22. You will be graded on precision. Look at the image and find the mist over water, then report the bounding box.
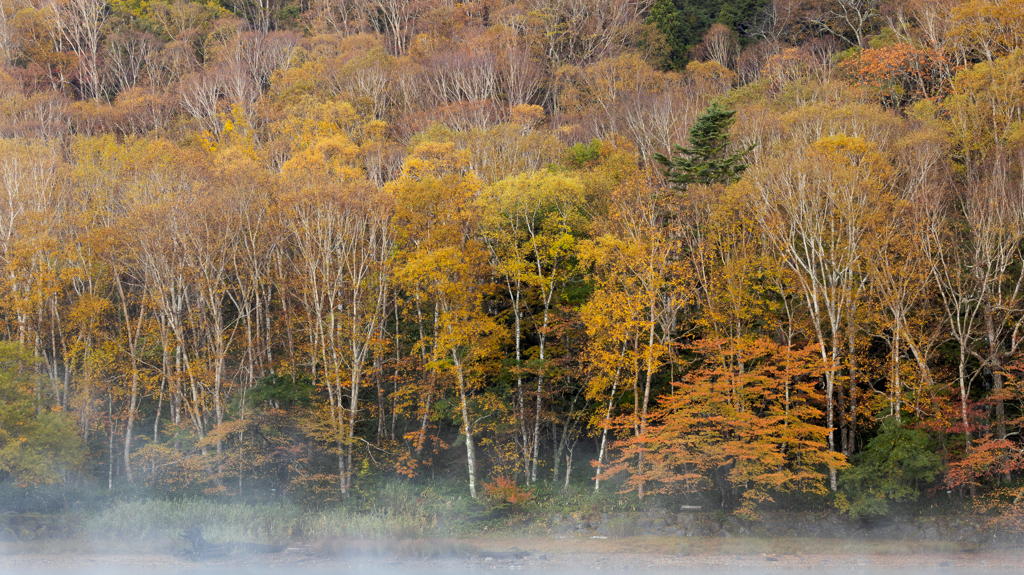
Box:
[0,561,999,575]
[0,547,996,575]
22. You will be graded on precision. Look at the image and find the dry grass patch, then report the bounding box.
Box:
[309,537,479,558]
[457,535,962,557]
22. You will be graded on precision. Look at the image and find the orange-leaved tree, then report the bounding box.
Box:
[613,337,846,517]
[837,43,956,109]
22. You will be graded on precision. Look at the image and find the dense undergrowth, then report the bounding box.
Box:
[0,475,976,549]
[37,480,625,542]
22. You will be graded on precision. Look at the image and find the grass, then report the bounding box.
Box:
[0,481,983,558]
[81,498,443,544]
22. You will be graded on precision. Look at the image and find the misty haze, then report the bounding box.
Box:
[3,0,1024,570]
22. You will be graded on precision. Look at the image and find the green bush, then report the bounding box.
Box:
[839,418,942,518]
[0,342,86,488]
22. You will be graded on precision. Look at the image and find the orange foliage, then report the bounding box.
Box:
[946,435,1024,490]
[482,475,535,508]
[606,338,847,517]
[837,43,957,108]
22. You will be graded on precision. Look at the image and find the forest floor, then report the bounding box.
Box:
[0,536,1020,573]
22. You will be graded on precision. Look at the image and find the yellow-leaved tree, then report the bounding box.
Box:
[391,141,504,498]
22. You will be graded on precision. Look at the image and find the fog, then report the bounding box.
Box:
[0,562,1001,575]
[0,552,999,572]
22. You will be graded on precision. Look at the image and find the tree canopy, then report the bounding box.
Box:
[2,0,1024,525]
[653,102,755,189]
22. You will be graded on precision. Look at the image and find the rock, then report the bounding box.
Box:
[715,529,731,538]
[897,523,919,539]
[724,516,744,529]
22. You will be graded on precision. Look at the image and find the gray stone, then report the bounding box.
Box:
[688,526,710,537]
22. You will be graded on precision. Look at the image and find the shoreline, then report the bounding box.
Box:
[1,536,1021,573]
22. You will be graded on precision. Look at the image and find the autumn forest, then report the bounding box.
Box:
[1,0,1024,521]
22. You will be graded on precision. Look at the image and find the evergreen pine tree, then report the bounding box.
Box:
[653,101,754,189]
[646,0,688,70]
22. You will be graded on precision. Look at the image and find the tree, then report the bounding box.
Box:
[646,0,688,70]
[750,134,894,489]
[51,0,108,100]
[807,0,881,48]
[613,338,845,516]
[281,181,392,497]
[583,168,689,499]
[840,418,942,517]
[0,341,86,486]
[391,141,503,498]
[480,170,587,483]
[653,101,754,190]
[836,43,956,109]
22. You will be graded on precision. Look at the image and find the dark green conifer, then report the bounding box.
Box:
[653,101,754,189]
[646,0,688,70]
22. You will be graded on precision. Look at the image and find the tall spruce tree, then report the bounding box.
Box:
[654,101,754,189]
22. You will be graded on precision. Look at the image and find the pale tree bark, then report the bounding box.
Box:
[283,184,392,495]
[0,6,14,66]
[752,145,885,490]
[103,31,160,94]
[961,160,1024,441]
[50,0,107,100]
[113,271,146,484]
[373,0,419,55]
[924,157,1024,447]
[452,348,478,498]
[807,0,880,48]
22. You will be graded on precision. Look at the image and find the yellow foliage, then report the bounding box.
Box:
[685,60,737,92]
[811,134,895,186]
[402,141,471,180]
[949,0,1024,61]
[281,134,365,185]
[944,51,1024,157]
